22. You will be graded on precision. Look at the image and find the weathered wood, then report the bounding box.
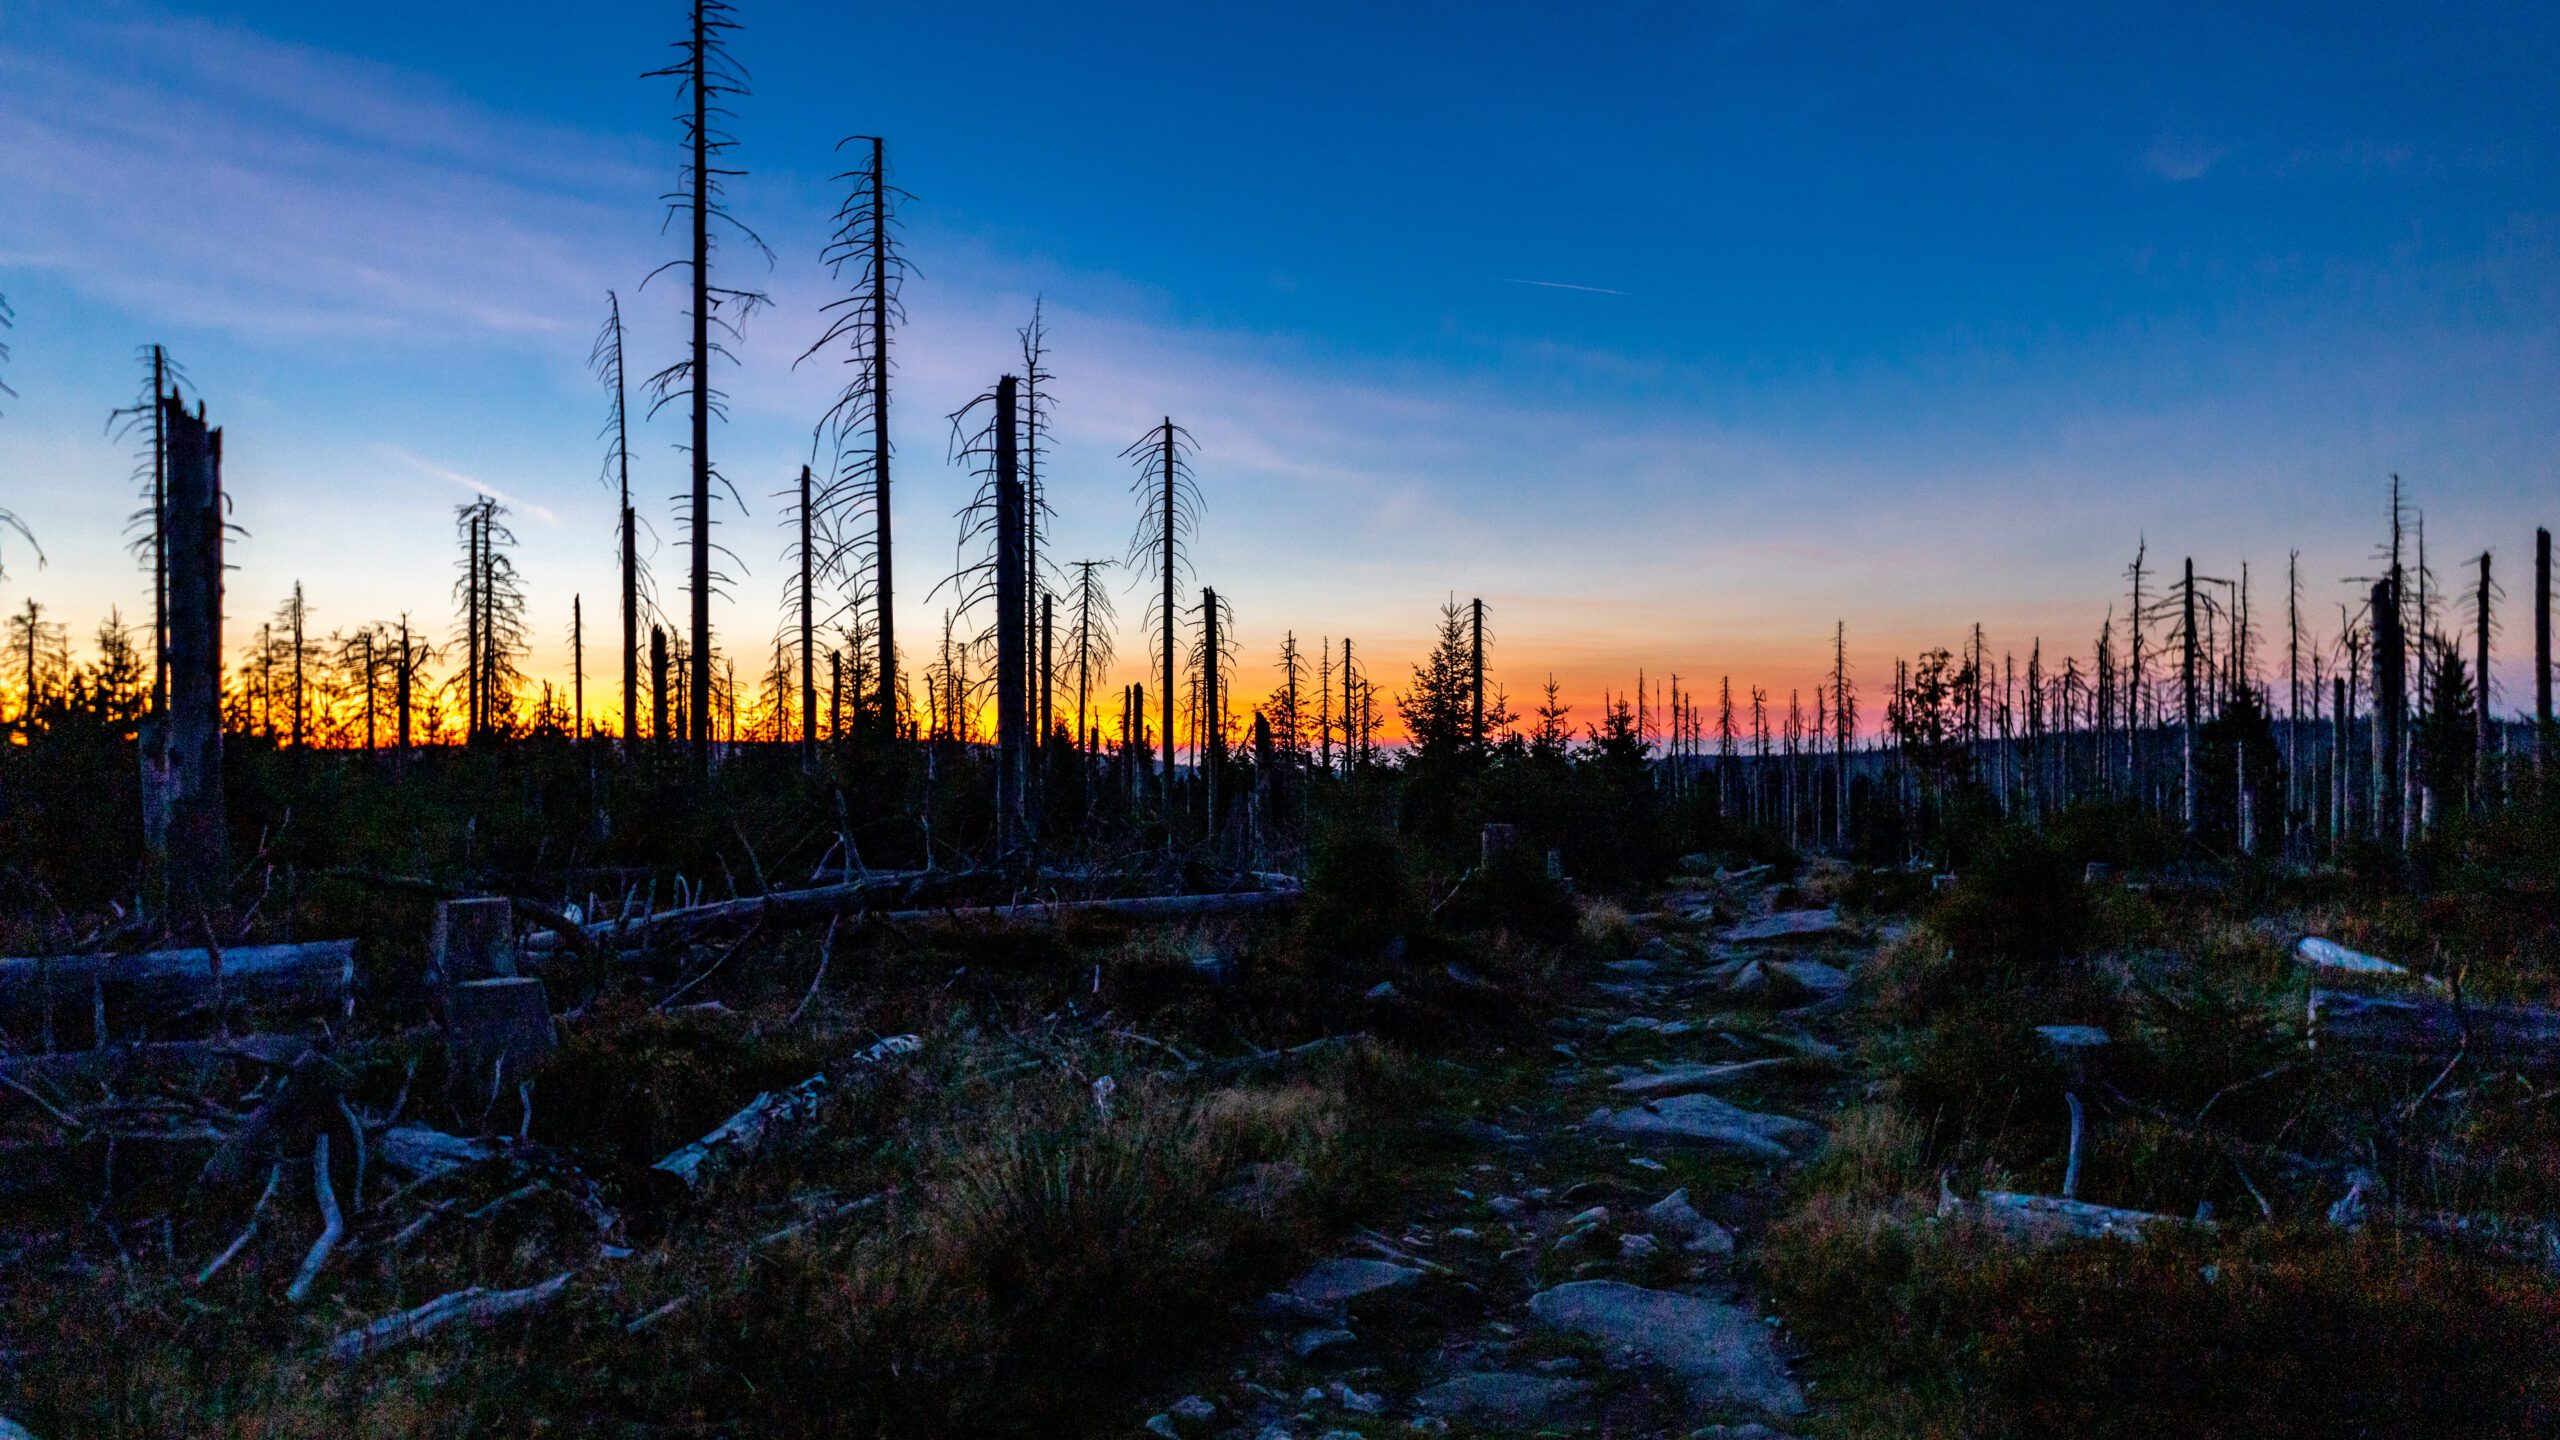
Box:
[0,1031,315,1083]
[0,941,352,1039]
[1942,1187,2197,1246]
[326,1270,575,1363]
[521,873,929,952]
[2308,988,2560,1067]
[286,1133,344,1302]
[154,395,225,907]
[873,888,1299,929]
[447,977,554,1094]
[197,1049,350,1190]
[651,1034,919,1192]
[432,898,518,985]
[378,1124,501,1180]
[2294,937,2409,978]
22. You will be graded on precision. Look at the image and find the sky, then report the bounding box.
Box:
[0,0,2554,734]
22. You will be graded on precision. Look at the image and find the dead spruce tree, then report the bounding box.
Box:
[590,293,649,748]
[0,291,36,590]
[943,376,1034,844]
[451,497,527,742]
[108,344,192,712]
[1066,558,1117,755]
[804,134,910,730]
[644,0,769,769]
[1124,418,1202,801]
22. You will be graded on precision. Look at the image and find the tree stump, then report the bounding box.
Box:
[447,977,554,1096]
[432,898,518,987]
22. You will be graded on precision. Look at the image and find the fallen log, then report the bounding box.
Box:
[1941,1187,2198,1246]
[326,1270,576,1363]
[652,1034,921,1192]
[2295,937,2410,979]
[378,1124,502,1180]
[0,1031,317,1083]
[2307,989,2560,1067]
[870,888,1299,929]
[0,941,352,1040]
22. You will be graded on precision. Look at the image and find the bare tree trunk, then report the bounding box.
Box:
[2332,674,2349,855]
[573,595,584,739]
[1159,421,1178,801]
[685,0,713,773]
[1203,587,1222,840]
[869,139,896,731]
[1469,596,1486,751]
[160,396,225,910]
[150,345,169,716]
[2180,557,2199,836]
[995,376,1026,848]
[652,626,670,760]
[2476,551,2492,810]
[2540,526,2552,776]
[798,463,816,767]
[2373,577,2405,852]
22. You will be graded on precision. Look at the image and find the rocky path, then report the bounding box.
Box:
[1138,869,1880,1440]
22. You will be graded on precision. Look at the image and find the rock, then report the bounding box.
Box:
[1258,1290,1339,1323]
[2035,1024,2111,1050]
[1411,1372,1593,1422]
[1171,1394,1218,1425]
[1255,1428,1295,1440]
[1331,1382,1385,1414]
[1534,1356,1582,1373]
[1643,1188,1704,1237]
[1146,1415,1182,1438]
[1727,961,1771,996]
[1289,1259,1424,1306]
[1365,981,1398,1000]
[1606,957,1660,976]
[1619,1232,1659,1259]
[1587,1093,1821,1158]
[1722,909,1842,943]
[1292,1327,1358,1358]
[1564,1205,1612,1230]
[1527,1280,1804,1415]
[1487,1195,1529,1218]
[1695,1425,1785,1440]
[1686,1218,1737,1255]
[1611,1059,1791,1097]
[1769,958,1850,993]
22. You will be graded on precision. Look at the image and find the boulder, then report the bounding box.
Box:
[1528,1280,1803,1415]
[1412,1372,1593,1422]
[1587,1093,1820,1159]
[1722,909,1842,943]
[1287,1258,1423,1307]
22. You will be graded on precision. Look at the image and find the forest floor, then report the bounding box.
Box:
[1128,866,1879,1440]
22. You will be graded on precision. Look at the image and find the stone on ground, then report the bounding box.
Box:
[1288,1258,1423,1306]
[1528,1280,1805,1415]
[1723,909,1843,943]
[1412,1372,1594,1421]
[1587,1092,1821,1158]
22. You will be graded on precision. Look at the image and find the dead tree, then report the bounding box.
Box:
[1469,597,1487,750]
[0,293,32,588]
[644,0,770,771]
[156,395,225,909]
[805,136,909,730]
[1021,304,1055,723]
[109,345,188,713]
[1196,587,1234,837]
[2540,527,2553,773]
[1124,419,1201,801]
[2372,575,2406,850]
[590,294,643,748]
[451,499,526,742]
[1832,621,1855,847]
[1066,559,1116,757]
[651,626,671,755]
[2476,551,2494,808]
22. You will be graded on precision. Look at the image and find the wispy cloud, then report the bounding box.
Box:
[2143,134,2227,182]
[0,10,647,344]
[382,445,559,525]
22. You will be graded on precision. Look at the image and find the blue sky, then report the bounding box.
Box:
[1,0,2553,726]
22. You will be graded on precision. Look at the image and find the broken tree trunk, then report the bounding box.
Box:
[447,977,555,1099]
[155,395,226,910]
[0,941,353,1044]
[652,1033,920,1192]
[2308,989,2560,1068]
[1942,1187,2199,1246]
[432,897,519,986]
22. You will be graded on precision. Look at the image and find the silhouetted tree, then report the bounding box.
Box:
[644,0,770,769]
[805,134,909,728]
[1124,419,1201,798]
[590,293,650,748]
[0,292,37,585]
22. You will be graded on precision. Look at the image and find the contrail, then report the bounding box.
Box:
[381,445,559,525]
[1499,277,1626,296]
